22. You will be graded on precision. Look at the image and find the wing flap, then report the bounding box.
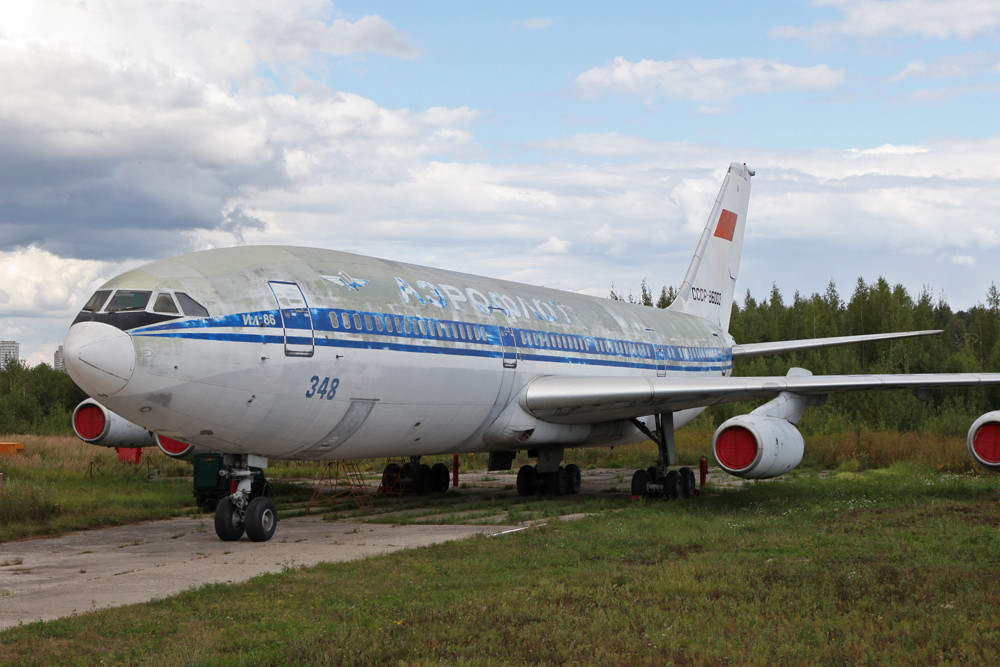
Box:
[522,372,1000,425]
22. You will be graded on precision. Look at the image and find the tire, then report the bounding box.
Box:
[431,462,450,493]
[664,470,680,500]
[545,467,569,496]
[245,496,278,542]
[516,465,536,496]
[679,466,696,498]
[419,463,434,494]
[565,464,582,495]
[214,498,245,541]
[403,462,421,493]
[631,469,649,497]
[381,463,402,492]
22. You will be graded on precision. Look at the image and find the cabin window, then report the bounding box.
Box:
[394,317,402,333]
[83,290,112,312]
[106,290,152,312]
[363,314,373,331]
[329,313,339,329]
[403,318,412,335]
[341,313,351,329]
[152,293,180,315]
[353,314,362,329]
[176,293,210,318]
[385,318,393,333]
[418,320,428,336]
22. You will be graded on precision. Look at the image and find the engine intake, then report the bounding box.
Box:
[967,411,1000,470]
[155,434,209,460]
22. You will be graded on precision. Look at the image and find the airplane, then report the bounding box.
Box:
[62,162,1000,542]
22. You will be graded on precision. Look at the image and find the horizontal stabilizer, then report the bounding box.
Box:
[732,329,943,359]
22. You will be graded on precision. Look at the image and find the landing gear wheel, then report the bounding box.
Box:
[516,465,536,496]
[381,463,402,493]
[430,462,450,493]
[245,496,278,542]
[416,463,431,494]
[564,464,582,495]
[214,498,245,541]
[679,466,696,498]
[631,468,650,497]
[664,470,680,500]
[546,467,569,496]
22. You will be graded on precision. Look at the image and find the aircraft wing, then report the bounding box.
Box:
[731,330,943,358]
[522,372,1000,425]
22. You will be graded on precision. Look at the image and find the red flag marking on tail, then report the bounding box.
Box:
[714,210,737,241]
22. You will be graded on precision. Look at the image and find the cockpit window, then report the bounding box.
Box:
[152,293,180,314]
[106,290,152,312]
[83,290,112,312]
[176,292,210,318]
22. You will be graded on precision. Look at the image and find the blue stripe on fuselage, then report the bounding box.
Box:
[132,307,733,373]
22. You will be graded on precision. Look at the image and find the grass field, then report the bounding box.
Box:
[2,432,1000,663]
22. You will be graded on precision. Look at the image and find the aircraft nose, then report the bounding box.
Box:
[63,322,136,396]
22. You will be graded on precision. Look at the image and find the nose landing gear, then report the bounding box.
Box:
[212,454,277,542]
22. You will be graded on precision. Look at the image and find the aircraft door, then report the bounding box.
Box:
[269,281,315,357]
[645,327,666,377]
[489,307,518,369]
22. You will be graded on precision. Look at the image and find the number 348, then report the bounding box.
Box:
[306,376,340,400]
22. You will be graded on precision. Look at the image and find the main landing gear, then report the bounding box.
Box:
[514,447,582,497]
[629,413,698,500]
[212,454,277,542]
[379,457,451,495]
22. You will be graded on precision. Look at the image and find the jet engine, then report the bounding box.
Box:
[72,399,157,448]
[154,434,210,460]
[713,414,805,479]
[711,367,819,480]
[967,411,1000,470]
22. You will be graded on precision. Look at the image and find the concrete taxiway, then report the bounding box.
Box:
[0,514,499,630]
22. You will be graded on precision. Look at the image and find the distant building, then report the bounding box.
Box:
[54,346,65,372]
[0,341,19,367]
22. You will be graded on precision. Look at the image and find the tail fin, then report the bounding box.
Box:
[667,162,753,333]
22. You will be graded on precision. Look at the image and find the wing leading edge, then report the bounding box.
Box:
[522,372,1000,425]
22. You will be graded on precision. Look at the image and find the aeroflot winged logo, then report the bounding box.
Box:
[323,272,370,291]
[714,210,738,241]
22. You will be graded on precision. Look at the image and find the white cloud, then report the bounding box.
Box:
[773,0,1000,41]
[575,56,844,104]
[951,255,976,266]
[891,53,999,81]
[535,236,571,254]
[522,18,556,30]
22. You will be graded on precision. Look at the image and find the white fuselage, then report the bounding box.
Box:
[64,246,732,460]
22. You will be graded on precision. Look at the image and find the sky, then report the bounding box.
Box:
[2,0,1000,365]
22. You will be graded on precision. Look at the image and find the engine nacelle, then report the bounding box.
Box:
[72,399,157,448]
[712,414,805,479]
[154,434,211,460]
[967,411,1000,470]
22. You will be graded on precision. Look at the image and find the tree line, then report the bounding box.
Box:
[0,360,88,435]
[3,276,999,436]
[614,277,1000,434]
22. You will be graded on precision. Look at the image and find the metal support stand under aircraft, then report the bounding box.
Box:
[629,413,697,500]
